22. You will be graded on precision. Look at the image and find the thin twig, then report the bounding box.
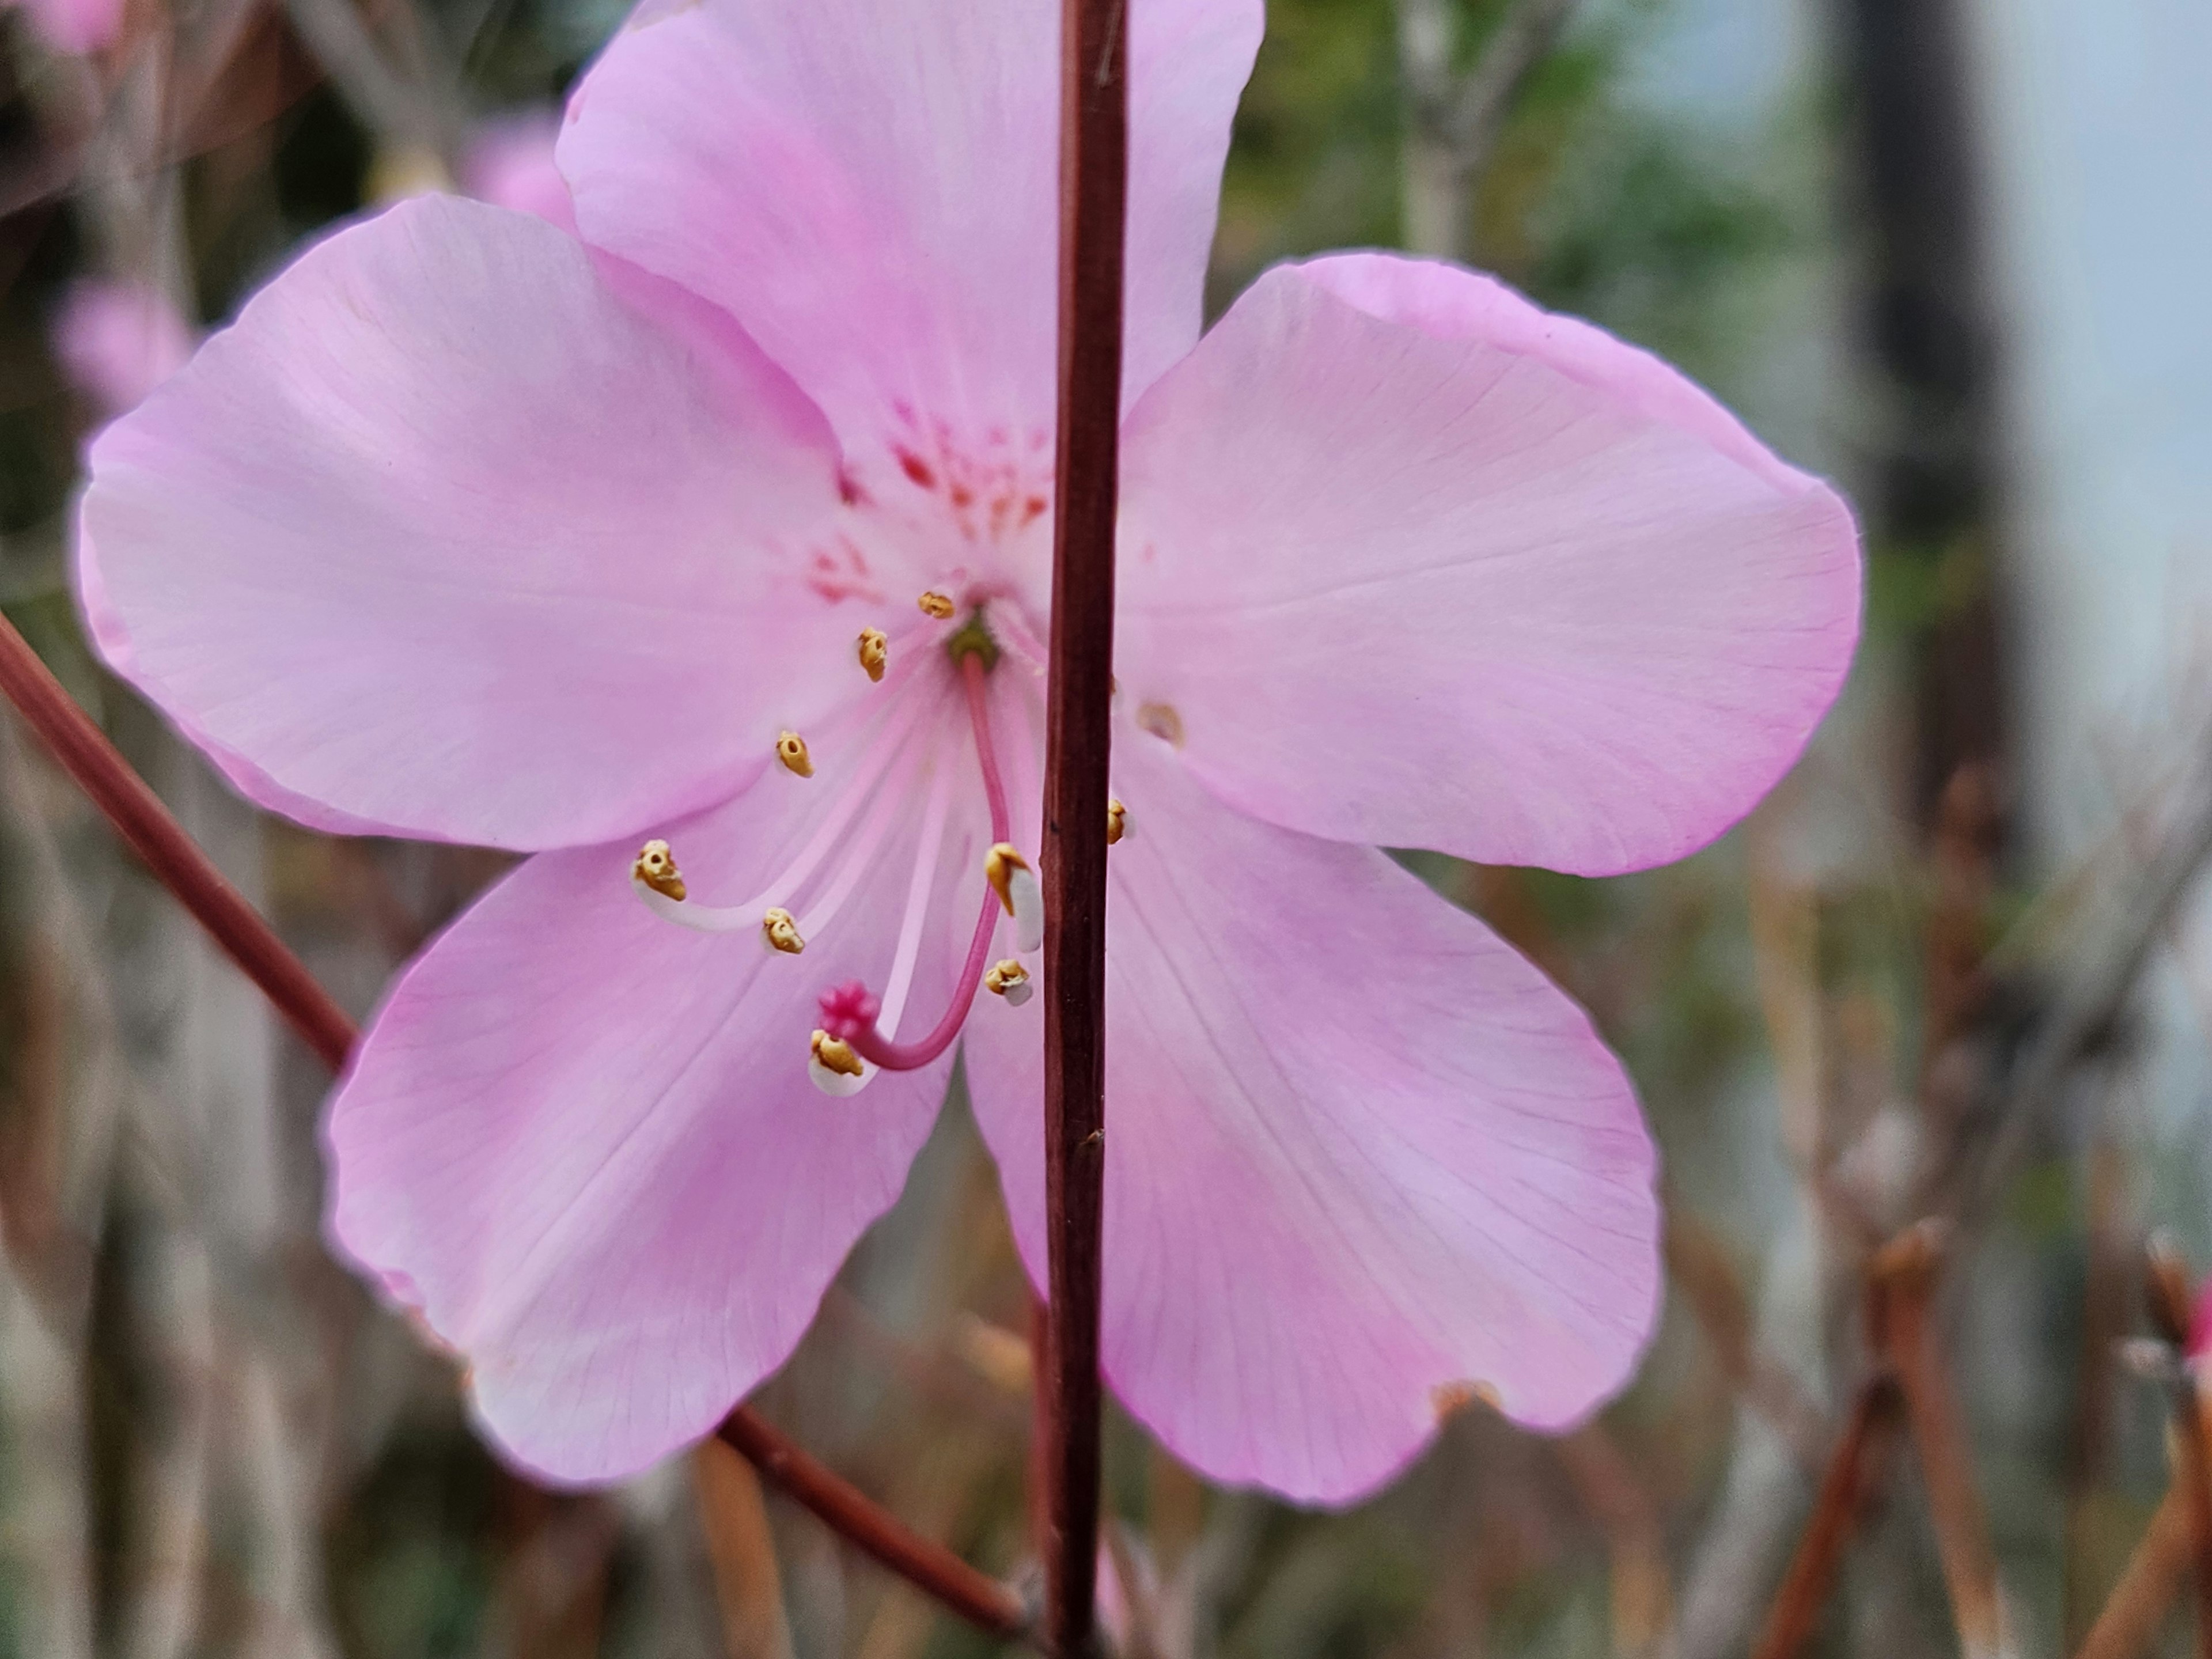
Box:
[0,616,353,1069]
[2074,1482,2192,1659]
[0,614,1036,1648]
[1040,0,1128,1649]
[714,1411,1033,1645]
[1874,1223,2007,1659]
[2065,1134,2133,1646]
[1748,1367,1902,1659]
[2145,1241,2212,1659]
[1552,1424,1673,1658]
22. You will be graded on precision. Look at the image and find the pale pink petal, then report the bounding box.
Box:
[461,108,578,235]
[1115,255,1862,876]
[329,699,985,1482]
[963,720,1661,1505]
[54,279,194,419]
[558,0,1260,453]
[17,0,120,54]
[79,195,864,851]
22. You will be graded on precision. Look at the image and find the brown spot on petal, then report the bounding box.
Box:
[1430,1380,1500,1423]
[1136,701,1184,747]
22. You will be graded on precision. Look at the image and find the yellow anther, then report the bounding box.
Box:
[775,729,814,777]
[857,626,888,683]
[810,1029,864,1078]
[632,839,686,902]
[1106,798,1127,846]
[917,590,956,619]
[984,959,1031,1005]
[762,907,806,955]
[983,843,1029,917]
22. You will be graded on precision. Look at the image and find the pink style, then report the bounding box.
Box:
[71,0,1859,1504]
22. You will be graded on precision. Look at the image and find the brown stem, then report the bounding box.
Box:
[1874,1222,2006,1659]
[2065,1137,2131,1647]
[0,613,354,1069]
[2145,1242,2212,1659]
[1750,1368,1902,1659]
[1039,0,1127,1651]
[714,1410,1033,1643]
[0,613,1036,1647]
[2074,1482,2192,1659]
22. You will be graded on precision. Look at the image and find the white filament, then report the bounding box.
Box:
[631,680,940,934]
[874,745,956,1043]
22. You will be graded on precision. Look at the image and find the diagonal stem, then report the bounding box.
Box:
[715,1411,1032,1642]
[1040,0,1127,1650]
[2146,1241,2212,1659]
[1874,1223,2007,1659]
[1751,1252,1914,1659]
[0,611,1035,1647]
[0,614,354,1069]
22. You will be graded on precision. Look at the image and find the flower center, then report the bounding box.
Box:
[627,593,1047,1097]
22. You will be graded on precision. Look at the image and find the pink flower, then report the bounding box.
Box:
[54,279,194,421]
[458,108,577,236]
[10,0,121,56]
[73,0,1859,1502]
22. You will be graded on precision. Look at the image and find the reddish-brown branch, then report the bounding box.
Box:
[715,1410,1032,1642]
[0,614,355,1070]
[0,613,1035,1647]
[2145,1242,2212,1659]
[1874,1223,2006,1658]
[2075,1482,2192,1659]
[1750,1369,1902,1659]
[1039,0,1127,1651]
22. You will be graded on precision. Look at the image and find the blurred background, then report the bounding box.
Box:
[0,0,2205,1653]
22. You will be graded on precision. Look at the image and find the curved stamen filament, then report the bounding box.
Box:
[634,683,941,934]
[876,740,956,1041]
[797,728,929,938]
[824,652,1017,1074]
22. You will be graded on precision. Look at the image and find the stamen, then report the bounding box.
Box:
[917,590,956,620]
[632,839,685,900]
[1106,798,1127,846]
[857,626,889,682]
[633,683,942,935]
[815,653,1024,1074]
[795,730,927,938]
[761,907,805,955]
[984,843,1044,954]
[873,736,955,1043]
[984,959,1032,1006]
[809,1029,868,1097]
[775,730,814,777]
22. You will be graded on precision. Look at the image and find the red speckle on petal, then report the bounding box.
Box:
[949,482,975,509]
[803,537,882,604]
[1021,495,1048,525]
[896,449,937,490]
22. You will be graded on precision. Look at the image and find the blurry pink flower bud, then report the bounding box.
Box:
[10,0,122,56]
[460,108,577,236]
[53,279,194,422]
